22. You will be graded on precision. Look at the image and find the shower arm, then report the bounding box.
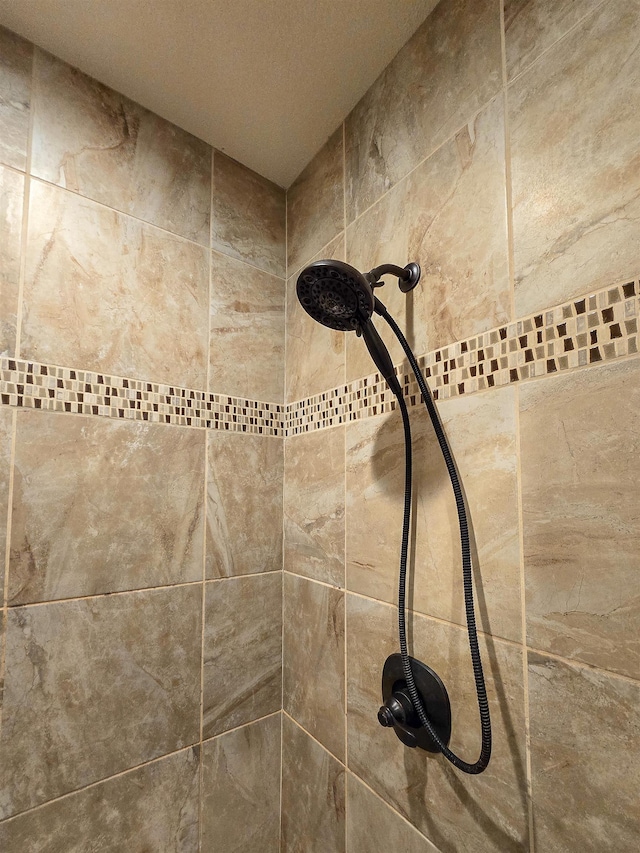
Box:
[366,263,421,293]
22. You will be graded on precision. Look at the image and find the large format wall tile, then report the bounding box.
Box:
[347,386,521,643]
[286,127,343,275]
[281,715,346,853]
[509,0,640,316]
[504,0,604,80]
[283,573,345,760]
[284,426,345,587]
[520,360,640,680]
[0,165,23,356]
[202,573,282,738]
[9,411,205,604]
[0,27,32,171]
[345,0,502,221]
[347,774,439,853]
[206,432,283,578]
[31,51,211,244]
[0,747,200,852]
[0,408,13,596]
[209,250,284,401]
[201,714,281,853]
[211,151,286,278]
[21,181,209,388]
[346,97,510,381]
[528,652,640,852]
[347,594,528,853]
[0,585,202,819]
[286,233,345,402]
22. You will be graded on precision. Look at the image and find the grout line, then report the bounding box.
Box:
[342,120,350,817]
[5,571,282,611]
[279,710,284,851]
[500,0,516,325]
[280,184,288,851]
[14,45,37,361]
[0,743,198,827]
[200,709,282,746]
[197,402,210,852]
[0,409,18,737]
[514,382,535,853]
[505,0,611,89]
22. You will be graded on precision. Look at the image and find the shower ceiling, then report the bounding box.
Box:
[0,0,439,187]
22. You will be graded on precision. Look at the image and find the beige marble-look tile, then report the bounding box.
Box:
[202,573,282,739]
[21,180,209,388]
[347,774,439,853]
[347,594,528,853]
[0,27,32,171]
[504,0,605,80]
[283,573,345,760]
[0,165,23,356]
[345,0,502,222]
[0,408,13,596]
[0,747,200,852]
[211,151,286,277]
[206,431,283,578]
[209,250,284,401]
[286,233,345,402]
[347,385,521,643]
[346,97,510,382]
[286,127,344,275]
[284,426,345,587]
[9,411,205,605]
[528,652,640,853]
[510,0,640,317]
[0,585,202,819]
[520,360,640,680]
[31,51,211,244]
[201,714,281,853]
[281,714,346,853]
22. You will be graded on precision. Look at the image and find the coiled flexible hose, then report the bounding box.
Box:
[376,300,492,775]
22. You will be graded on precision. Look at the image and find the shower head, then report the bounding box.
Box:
[295,259,374,332]
[296,258,420,396]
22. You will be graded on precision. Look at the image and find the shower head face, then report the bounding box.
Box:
[296,259,374,331]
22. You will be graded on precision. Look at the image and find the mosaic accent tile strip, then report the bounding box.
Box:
[0,360,285,436]
[286,277,639,435]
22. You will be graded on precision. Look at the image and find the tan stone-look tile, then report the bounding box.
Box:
[528,652,640,852]
[0,747,200,852]
[347,386,522,643]
[509,0,640,317]
[286,127,343,275]
[209,250,284,401]
[504,0,605,81]
[346,97,510,382]
[206,432,283,578]
[347,774,439,853]
[201,714,281,853]
[284,426,345,587]
[0,165,23,356]
[0,408,12,596]
[202,573,282,739]
[286,233,345,402]
[0,585,202,819]
[31,50,211,244]
[211,151,286,277]
[283,573,345,761]
[346,594,528,853]
[22,181,209,388]
[281,714,346,853]
[345,0,502,222]
[8,411,205,605]
[520,360,640,680]
[0,27,32,171]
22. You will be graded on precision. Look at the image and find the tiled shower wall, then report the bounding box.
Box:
[282,1,640,852]
[0,27,286,849]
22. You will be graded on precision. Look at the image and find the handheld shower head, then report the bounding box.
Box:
[296,258,421,395]
[295,259,374,331]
